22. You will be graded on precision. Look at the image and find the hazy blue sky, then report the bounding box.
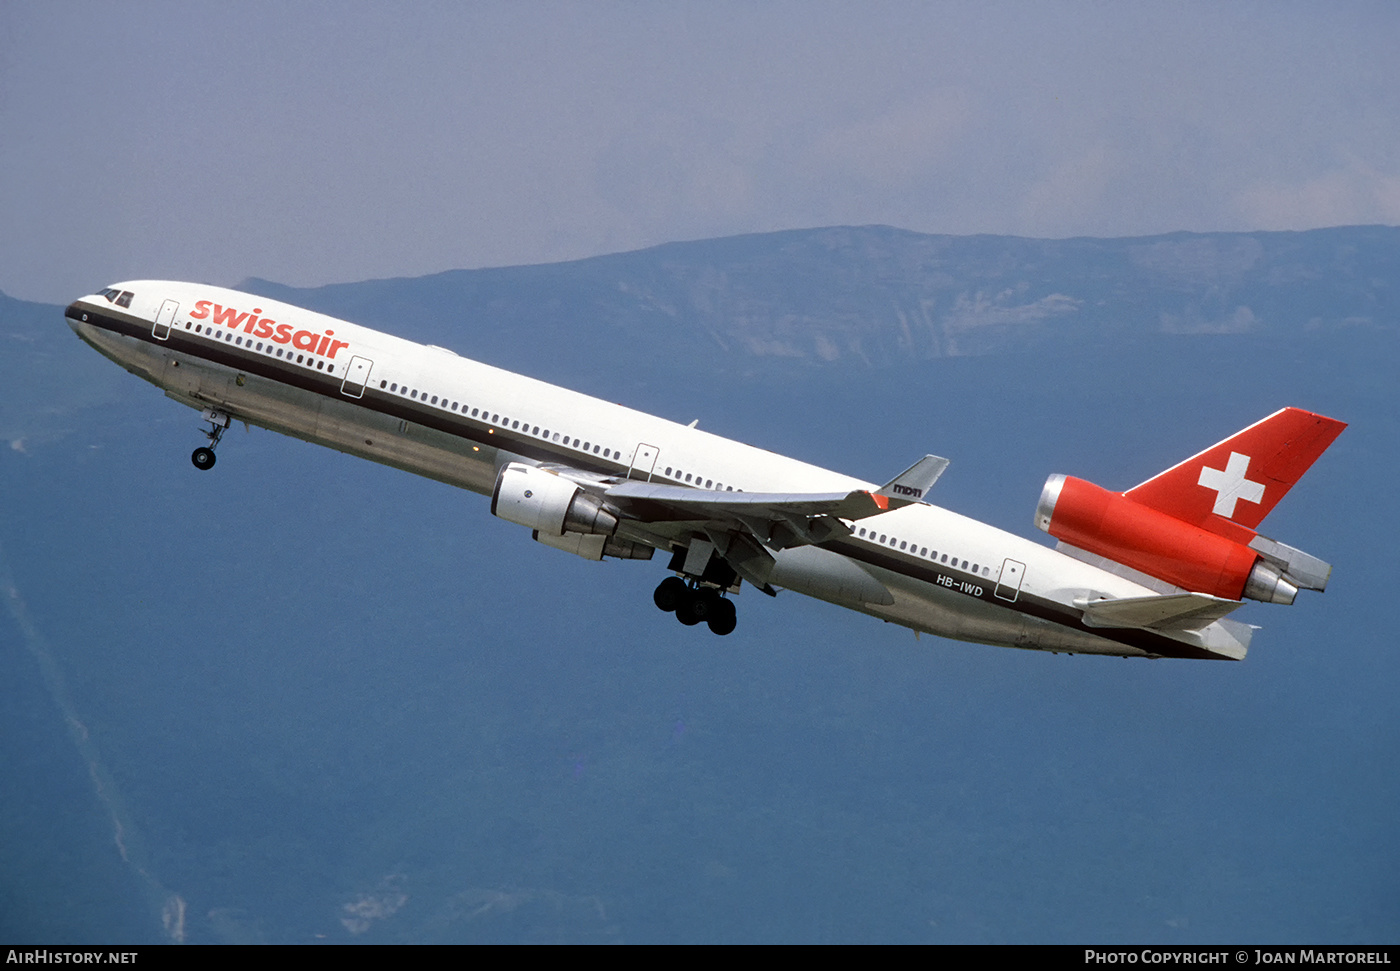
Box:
[3,1,1398,304]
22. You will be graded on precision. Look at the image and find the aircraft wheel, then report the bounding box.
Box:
[191,447,217,470]
[674,588,703,626]
[689,588,720,624]
[707,598,737,636]
[653,576,687,612]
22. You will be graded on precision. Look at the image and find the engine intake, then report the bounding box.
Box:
[491,463,619,537]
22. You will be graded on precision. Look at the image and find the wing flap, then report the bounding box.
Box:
[605,480,886,518]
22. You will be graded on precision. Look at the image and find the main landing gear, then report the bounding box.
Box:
[191,408,231,471]
[653,576,738,636]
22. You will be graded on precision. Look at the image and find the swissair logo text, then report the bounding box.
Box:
[189,300,350,360]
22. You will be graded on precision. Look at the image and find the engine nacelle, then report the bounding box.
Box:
[533,529,655,561]
[491,463,619,537]
[1036,474,1296,604]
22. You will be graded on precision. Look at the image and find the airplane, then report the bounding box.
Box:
[66,281,1346,660]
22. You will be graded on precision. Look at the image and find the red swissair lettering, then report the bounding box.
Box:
[189,299,351,359]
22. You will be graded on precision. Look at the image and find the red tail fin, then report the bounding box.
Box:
[1125,407,1346,536]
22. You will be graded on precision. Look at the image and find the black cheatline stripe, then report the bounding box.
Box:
[67,302,626,478]
[821,537,1229,660]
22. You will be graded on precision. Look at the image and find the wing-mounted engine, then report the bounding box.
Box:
[491,462,653,561]
[1034,408,1345,606]
[492,462,619,536]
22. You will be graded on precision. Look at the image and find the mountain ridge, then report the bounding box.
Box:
[237,225,1400,382]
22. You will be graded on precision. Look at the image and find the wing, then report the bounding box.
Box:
[603,453,949,549]
[597,455,949,593]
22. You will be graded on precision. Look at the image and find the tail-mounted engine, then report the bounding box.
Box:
[1035,474,1318,605]
[490,462,652,562]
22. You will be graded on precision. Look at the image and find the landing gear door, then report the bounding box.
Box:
[995,559,1026,602]
[340,355,373,399]
[153,299,179,340]
[629,443,659,481]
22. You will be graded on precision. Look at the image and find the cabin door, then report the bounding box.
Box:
[152,299,179,340]
[629,443,659,480]
[340,356,374,398]
[995,559,1026,602]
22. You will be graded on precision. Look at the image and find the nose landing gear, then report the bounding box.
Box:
[191,408,231,470]
[653,576,738,636]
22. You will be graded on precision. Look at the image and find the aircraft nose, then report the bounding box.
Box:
[65,300,89,335]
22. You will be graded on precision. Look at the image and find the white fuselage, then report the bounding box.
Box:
[66,281,1245,660]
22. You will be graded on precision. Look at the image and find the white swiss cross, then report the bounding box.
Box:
[1197,451,1265,518]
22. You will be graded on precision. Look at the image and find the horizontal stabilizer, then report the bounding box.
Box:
[1075,592,1244,632]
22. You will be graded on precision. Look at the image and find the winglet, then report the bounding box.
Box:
[875,455,950,507]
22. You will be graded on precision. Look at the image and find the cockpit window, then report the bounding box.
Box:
[99,288,134,307]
